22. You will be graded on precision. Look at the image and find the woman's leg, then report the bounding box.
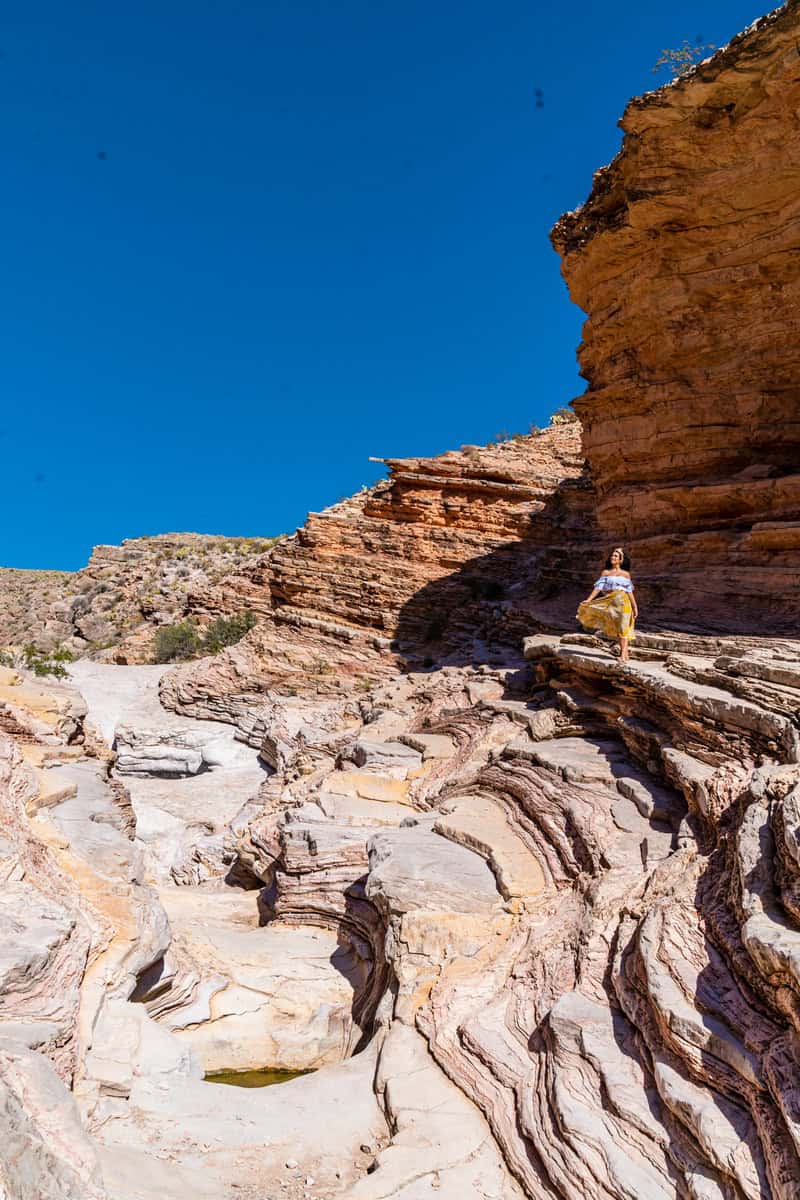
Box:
[619,637,629,662]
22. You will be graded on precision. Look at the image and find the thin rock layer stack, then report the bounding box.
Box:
[160,423,590,729]
[552,0,800,635]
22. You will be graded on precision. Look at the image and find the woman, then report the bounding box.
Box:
[576,547,638,662]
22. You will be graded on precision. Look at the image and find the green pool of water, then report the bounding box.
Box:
[205,1068,309,1089]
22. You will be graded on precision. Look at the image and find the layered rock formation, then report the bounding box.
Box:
[0,663,395,1199]
[161,421,590,730]
[237,628,800,1199]
[1,5,800,1200]
[5,615,800,1198]
[551,0,800,634]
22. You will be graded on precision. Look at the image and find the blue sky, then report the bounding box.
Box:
[2,0,765,569]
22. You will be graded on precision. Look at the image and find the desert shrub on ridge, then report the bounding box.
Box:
[153,610,257,663]
[153,621,202,663]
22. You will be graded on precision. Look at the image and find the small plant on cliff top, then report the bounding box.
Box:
[653,39,715,79]
[550,406,578,425]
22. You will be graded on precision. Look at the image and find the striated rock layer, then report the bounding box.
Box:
[162,422,591,732]
[5,623,800,1199]
[551,0,800,634]
[193,625,800,1200]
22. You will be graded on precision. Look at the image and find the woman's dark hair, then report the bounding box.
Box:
[604,547,631,571]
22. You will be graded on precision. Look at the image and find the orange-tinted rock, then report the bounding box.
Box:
[161,423,590,727]
[551,1,800,634]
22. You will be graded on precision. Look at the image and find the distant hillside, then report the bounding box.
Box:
[0,533,279,663]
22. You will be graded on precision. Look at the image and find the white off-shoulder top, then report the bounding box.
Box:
[594,574,634,593]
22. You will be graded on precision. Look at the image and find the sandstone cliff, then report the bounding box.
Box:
[161,421,591,730]
[551,0,800,634]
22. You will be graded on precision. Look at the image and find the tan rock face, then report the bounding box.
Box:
[0,731,92,1084]
[8,628,800,1200]
[0,533,277,662]
[0,568,73,650]
[551,1,800,634]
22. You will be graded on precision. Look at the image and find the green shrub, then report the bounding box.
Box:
[153,610,257,663]
[0,650,14,669]
[153,621,202,663]
[550,406,578,425]
[21,643,73,679]
[202,611,257,654]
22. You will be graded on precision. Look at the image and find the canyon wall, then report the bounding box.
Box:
[3,8,800,1200]
[552,0,800,634]
[161,421,593,729]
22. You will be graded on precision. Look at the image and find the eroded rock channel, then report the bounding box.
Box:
[4,622,800,1199]
[3,5,800,1198]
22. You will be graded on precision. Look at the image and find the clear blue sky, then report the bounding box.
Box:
[2,0,765,569]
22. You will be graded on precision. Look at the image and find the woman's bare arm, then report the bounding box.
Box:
[578,587,601,614]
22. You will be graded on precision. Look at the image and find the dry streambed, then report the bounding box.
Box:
[3,630,800,1200]
[0,660,521,1199]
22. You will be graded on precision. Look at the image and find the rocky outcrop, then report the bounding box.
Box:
[0,662,396,1199]
[4,561,800,1196]
[160,422,590,733]
[0,1043,107,1200]
[228,626,800,1200]
[0,533,276,661]
[0,568,73,650]
[551,0,800,635]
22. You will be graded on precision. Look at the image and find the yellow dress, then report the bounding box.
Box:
[577,575,636,641]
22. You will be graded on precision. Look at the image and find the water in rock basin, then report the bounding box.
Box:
[205,1067,310,1088]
